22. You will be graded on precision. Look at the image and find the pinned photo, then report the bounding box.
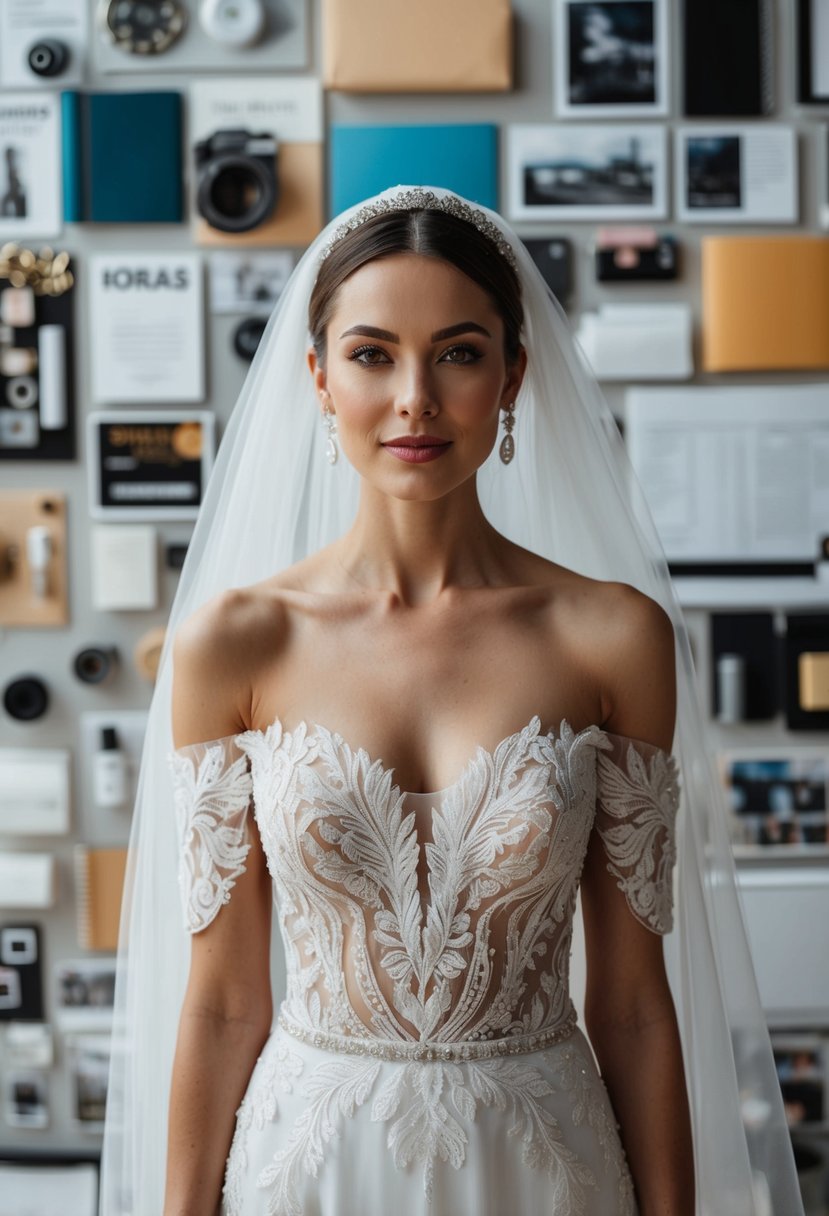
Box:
[4,1069,49,1128]
[676,125,798,223]
[508,123,668,221]
[720,749,829,851]
[554,0,668,116]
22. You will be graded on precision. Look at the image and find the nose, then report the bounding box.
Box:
[393,360,438,418]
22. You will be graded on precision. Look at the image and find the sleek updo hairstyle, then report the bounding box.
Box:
[308,208,524,369]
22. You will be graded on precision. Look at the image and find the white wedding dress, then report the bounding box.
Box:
[168,712,680,1216]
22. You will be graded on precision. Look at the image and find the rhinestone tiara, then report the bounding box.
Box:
[318,187,519,272]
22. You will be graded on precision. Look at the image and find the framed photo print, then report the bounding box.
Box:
[507,123,668,221]
[797,0,829,104]
[719,748,829,853]
[87,410,215,522]
[554,0,668,117]
[676,125,798,223]
[55,958,116,1031]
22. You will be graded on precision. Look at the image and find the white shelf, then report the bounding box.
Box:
[674,577,829,610]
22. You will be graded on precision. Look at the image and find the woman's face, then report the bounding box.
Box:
[307,253,526,498]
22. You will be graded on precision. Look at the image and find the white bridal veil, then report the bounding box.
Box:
[99,185,804,1216]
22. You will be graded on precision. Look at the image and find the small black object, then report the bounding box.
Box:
[165,542,188,570]
[710,614,780,721]
[233,316,268,362]
[101,726,119,750]
[72,646,118,685]
[195,129,279,234]
[0,924,43,1021]
[522,239,573,307]
[27,39,70,77]
[2,675,49,722]
[595,237,679,282]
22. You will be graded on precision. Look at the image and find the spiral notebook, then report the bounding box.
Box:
[73,846,127,951]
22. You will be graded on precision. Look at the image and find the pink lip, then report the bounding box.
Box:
[383,442,452,463]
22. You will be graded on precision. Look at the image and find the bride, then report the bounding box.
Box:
[99,187,803,1216]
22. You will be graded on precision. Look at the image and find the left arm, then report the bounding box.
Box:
[580,584,695,1216]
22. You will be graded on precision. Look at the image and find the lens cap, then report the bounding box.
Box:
[233,316,267,362]
[3,675,49,721]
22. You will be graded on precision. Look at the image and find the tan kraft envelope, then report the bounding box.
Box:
[323,0,513,93]
[702,235,829,372]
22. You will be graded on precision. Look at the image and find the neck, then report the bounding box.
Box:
[336,476,511,607]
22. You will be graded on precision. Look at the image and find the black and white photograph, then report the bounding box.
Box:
[554,0,668,116]
[209,251,295,315]
[508,123,667,221]
[771,1034,827,1127]
[0,93,61,235]
[0,144,26,217]
[676,125,798,224]
[4,1069,49,1128]
[68,1033,112,1130]
[685,136,741,209]
[720,750,829,850]
[55,958,117,1031]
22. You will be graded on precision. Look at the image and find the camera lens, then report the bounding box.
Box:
[3,675,49,721]
[27,39,69,77]
[73,646,118,685]
[211,166,266,225]
[233,317,267,362]
[196,141,277,234]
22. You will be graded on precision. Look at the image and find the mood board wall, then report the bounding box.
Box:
[1,0,828,1185]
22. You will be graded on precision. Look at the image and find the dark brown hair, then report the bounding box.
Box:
[308,208,524,368]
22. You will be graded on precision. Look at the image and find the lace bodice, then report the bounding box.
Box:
[168,715,679,1049]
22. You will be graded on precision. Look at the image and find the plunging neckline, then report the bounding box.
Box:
[236,712,610,802]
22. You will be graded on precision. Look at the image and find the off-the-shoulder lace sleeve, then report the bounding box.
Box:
[167,734,254,934]
[592,731,680,935]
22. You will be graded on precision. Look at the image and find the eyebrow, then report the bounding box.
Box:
[338,322,492,343]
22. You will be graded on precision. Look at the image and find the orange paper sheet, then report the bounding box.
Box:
[702,236,829,372]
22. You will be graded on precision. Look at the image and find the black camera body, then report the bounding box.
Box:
[194,128,279,234]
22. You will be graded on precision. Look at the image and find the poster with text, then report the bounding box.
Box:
[88,254,205,403]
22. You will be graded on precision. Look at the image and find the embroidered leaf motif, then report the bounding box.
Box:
[595,738,680,933]
[167,740,254,933]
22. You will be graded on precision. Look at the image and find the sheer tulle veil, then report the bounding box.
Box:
[99,185,803,1215]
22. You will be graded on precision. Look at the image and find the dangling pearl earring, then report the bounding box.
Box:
[499,402,516,464]
[322,402,338,465]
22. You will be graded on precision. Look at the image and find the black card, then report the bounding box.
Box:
[0,923,44,1021]
[522,239,573,307]
[683,0,773,116]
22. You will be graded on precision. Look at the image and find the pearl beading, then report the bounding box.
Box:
[318,188,519,272]
[277,1006,578,1062]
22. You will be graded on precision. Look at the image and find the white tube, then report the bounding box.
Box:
[38,324,67,430]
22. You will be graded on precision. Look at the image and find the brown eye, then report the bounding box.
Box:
[349,345,390,366]
[440,344,483,364]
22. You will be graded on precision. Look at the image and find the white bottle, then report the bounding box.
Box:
[93,726,129,808]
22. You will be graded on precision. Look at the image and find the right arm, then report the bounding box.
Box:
[164,593,274,1216]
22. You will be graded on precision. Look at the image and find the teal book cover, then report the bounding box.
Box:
[61,91,183,223]
[330,124,499,216]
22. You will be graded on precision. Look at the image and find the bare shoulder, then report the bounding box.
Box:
[171,584,287,748]
[589,579,677,750]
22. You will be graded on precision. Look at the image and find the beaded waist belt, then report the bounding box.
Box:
[276,1007,578,1062]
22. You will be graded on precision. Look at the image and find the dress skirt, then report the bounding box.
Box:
[221,1019,639,1216]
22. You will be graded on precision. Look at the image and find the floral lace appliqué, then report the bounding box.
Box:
[247,1041,612,1216]
[594,739,680,934]
[168,740,254,933]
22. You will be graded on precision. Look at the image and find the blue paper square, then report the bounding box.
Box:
[330,124,499,216]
